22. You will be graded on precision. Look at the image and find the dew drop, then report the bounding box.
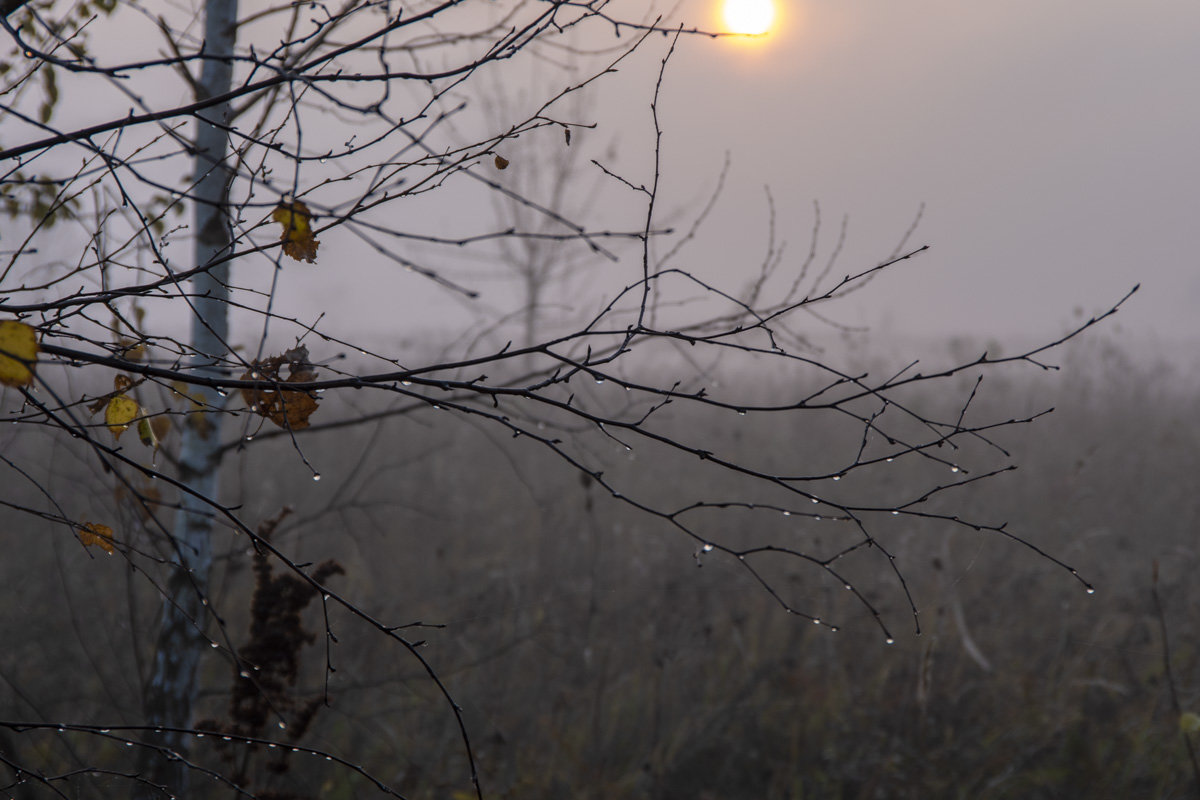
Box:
[244,435,254,442]
[322,593,331,601]
[210,642,219,648]
[844,584,852,591]
[312,473,321,482]
[891,510,900,516]
[23,49,34,58]
[319,157,328,164]
[811,498,819,504]
[594,377,605,384]
[950,466,960,473]
[886,457,894,463]
[737,410,746,416]
[885,637,895,645]
[400,380,412,386]
[1086,587,1096,595]
[812,618,821,625]
[278,721,287,730]
[782,510,791,516]
[701,543,714,552]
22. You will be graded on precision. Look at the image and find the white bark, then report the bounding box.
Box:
[137,0,238,794]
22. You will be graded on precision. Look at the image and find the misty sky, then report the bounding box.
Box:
[647,1,1198,349]
[9,1,1197,363]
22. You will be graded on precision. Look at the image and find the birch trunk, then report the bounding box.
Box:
[137,0,238,793]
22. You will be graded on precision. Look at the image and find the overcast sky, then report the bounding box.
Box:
[210,0,1198,361]
[636,0,1199,351]
[11,0,1197,363]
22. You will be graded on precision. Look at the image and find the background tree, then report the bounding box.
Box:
[0,1,1138,798]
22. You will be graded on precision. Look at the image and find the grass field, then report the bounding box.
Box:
[2,335,1197,798]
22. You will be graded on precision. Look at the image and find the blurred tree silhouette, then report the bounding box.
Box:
[0,1,1135,797]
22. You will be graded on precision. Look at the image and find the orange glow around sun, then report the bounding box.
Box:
[721,0,777,36]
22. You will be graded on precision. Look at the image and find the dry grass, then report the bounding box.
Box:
[2,336,1198,798]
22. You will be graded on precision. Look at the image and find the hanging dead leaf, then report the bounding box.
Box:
[272,200,320,264]
[105,395,141,439]
[493,154,509,170]
[0,319,38,388]
[79,522,115,554]
[117,336,146,362]
[240,350,320,430]
[137,417,159,448]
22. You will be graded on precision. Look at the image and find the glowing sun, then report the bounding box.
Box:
[722,0,776,36]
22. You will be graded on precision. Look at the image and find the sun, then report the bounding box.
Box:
[722,0,776,36]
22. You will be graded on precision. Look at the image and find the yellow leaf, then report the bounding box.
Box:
[0,319,38,387]
[493,154,509,170]
[105,395,141,439]
[1182,712,1200,734]
[79,522,115,554]
[272,200,320,264]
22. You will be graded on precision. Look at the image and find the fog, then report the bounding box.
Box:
[2,1,1197,796]
[3,331,1197,796]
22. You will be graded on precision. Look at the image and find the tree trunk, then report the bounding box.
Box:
[136,0,238,795]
